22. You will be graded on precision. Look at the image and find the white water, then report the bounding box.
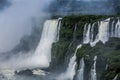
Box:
[32,19,59,68]
[0,19,60,71]
[111,20,115,37]
[57,45,82,80]
[83,18,120,47]
[90,23,96,42]
[76,58,85,80]
[56,18,62,41]
[32,69,47,76]
[115,19,120,37]
[83,24,91,44]
[113,74,118,80]
[90,56,97,80]
[90,19,110,46]
[0,69,15,80]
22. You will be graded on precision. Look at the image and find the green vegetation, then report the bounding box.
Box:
[51,15,120,79]
[52,15,108,68]
[76,38,120,80]
[60,15,120,40]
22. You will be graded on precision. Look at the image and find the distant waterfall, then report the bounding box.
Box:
[34,19,60,68]
[113,74,118,80]
[56,18,62,41]
[90,56,97,80]
[83,24,91,44]
[76,58,85,80]
[57,45,82,80]
[83,18,120,46]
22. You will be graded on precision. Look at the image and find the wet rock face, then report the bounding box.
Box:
[16,69,33,76]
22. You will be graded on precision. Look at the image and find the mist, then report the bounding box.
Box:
[0,0,52,52]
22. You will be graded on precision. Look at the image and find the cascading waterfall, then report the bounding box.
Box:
[83,24,91,44]
[90,56,97,80]
[114,19,120,37]
[76,58,85,80]
[58,18,120,80]
[0,19,60,80]
[90,23,96,43]
[33,19,60,68]
[86,18,110,46]
[57,17,120,80]
[57,45,82,80]
[83,18,120,46]
[0,19,60,71]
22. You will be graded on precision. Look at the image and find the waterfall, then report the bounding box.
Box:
[0,19,60,70]
[115,19,120,37]
[113,74,118,80]
[83,18,120,47]
[76,58,85,80]
[90,23,96,42]
[83,24,91,44]
[90,19,110,46]
[56,18,62,41]
[110,19,120,37]
[90,56,97,80]
[98,19,110,43]
[57,45,82,80]
[33,19,59,68]
[111,21,115,37]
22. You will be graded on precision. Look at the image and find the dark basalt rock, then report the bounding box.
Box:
[16,69,33,76]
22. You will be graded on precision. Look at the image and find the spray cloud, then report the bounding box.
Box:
[0,0,52,52]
